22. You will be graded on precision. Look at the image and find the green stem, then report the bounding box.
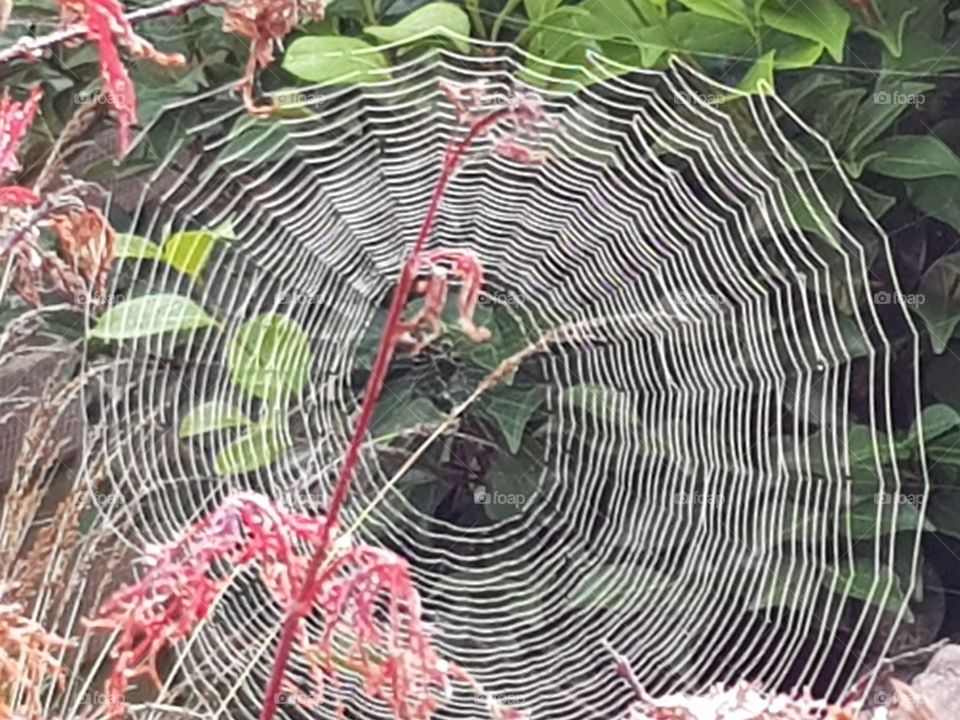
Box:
[491,0,522,42]
[466,0,487,40]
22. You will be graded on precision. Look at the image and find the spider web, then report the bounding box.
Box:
[53,37,926,720]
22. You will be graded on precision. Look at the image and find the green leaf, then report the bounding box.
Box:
[737,51,775,95]
[179,401,250,439]
[115,234,161,260]
[677,0,751,29]
[283,36,389,84]
[899,404,960,454]
[857,0,916,57]
[215,424,292,475]
[364,3,470,52]
[89,294,219,340]
[161,224,232,281]
[909,177,960,234]
[846,82,934,152]
[865,136,960,179]
[913,253,960,354]
[482,385,545,454]
[844,496,931,538]
[577,0,648,38]
[569,563,674,613]
[524,0,561,21]
[761,0,850,63]
[228,313,313,400]
[664,12,757,55]
[372,383,446,437]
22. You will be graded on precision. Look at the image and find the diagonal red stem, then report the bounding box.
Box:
[258,107,513,720]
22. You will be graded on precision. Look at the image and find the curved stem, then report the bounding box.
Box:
[257,106,513,720]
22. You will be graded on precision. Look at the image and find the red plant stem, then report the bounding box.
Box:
[258,108,512,720]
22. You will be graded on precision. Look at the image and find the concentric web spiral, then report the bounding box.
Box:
[62,37,927,720]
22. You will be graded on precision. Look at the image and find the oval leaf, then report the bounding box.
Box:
[283,36,388,84]
[89,294,219,340]
[215,425,292,475]
[115,233,161,260]
[364,3,470,52]
[228,313,313,400]
[865,135,960,179]
[179,401,250,439]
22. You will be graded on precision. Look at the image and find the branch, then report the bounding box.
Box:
[0,0,206,65]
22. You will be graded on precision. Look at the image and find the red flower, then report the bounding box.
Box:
[0,86,42,208]
[59,0,185,155]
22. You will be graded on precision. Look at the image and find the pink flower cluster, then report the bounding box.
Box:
[0,86,42,207]
[85,492,458,719]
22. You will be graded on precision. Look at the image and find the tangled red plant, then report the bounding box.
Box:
[85,492,457,719]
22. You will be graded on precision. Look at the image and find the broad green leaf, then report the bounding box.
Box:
[397,469,448,516]
[846,82,934,152]
[912,253,960,354]
[926,432,960,467]
[364,3,470,53]
[766,34,823,69]
[372,384,446,437]
[664,12,756,55]
[220,115,296,163]
[865,136,960,179]
[161,224,232,281]
[179,401,250,439]
[215,425,292,475]
[909,177,960,234]
[115,234,161,260]
[761,0,850,63]
[89,294,219,340]
[569,563,674,613]
[577,0,648,38]
[228,313,313,400]
[857,0,916,57]
[524,0,561,21]
[844,496,931,539]
[283,36,388,84]
[737,51,775,95]
[482,385,545,454]
[899,404,960,455]
[678,0,751,29]
[482,447,542,520]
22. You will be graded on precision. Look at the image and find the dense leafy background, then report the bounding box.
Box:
[6,0,960,693]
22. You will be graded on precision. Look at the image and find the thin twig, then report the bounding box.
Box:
[0,0,206,65]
